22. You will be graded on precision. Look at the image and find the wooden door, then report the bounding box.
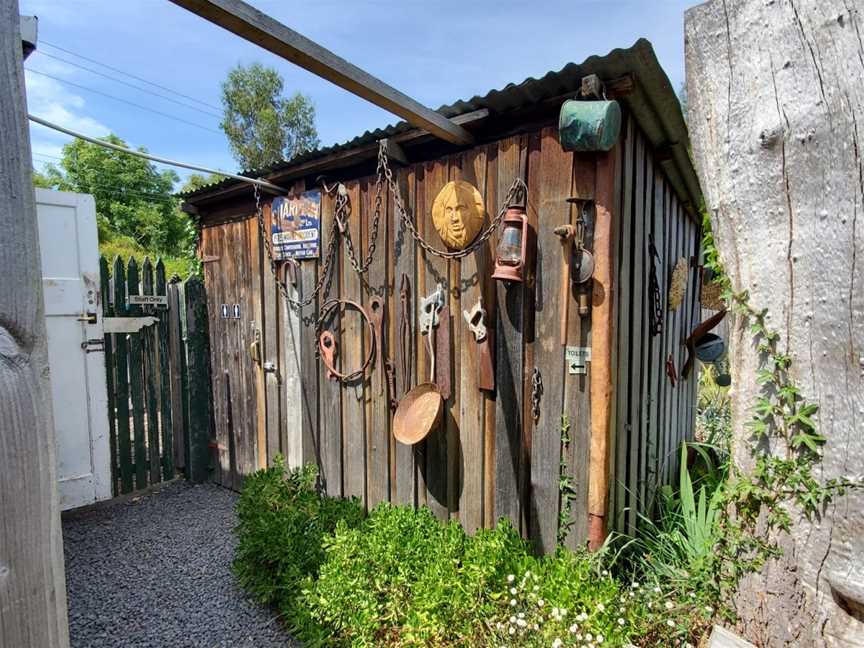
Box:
[36,188,111,510]
[200,217,264,489]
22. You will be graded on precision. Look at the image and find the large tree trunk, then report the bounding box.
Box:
[685,1,864,646]
[0,2,69,646]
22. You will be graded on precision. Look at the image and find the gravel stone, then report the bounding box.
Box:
[63,480,301,648]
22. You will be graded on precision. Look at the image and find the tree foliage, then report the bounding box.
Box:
[36,135,191,256]
[220,62,319,170]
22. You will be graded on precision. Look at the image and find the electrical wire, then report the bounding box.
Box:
[28,113,286,192]
[35,50,223,119]
[40,39,221,112]
[25,68,222,135]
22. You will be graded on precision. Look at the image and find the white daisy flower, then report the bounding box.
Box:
[510,599,517,606]
[507,574,515,583]
[597,603,605,612]
[552,639,563,648]
[510,587,517,595]
[665,601,675,610]
[617,618,626,626]
[569,624,579,633]
[667,619,676,628]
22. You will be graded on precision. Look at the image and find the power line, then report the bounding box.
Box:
[40,40,221,112]
[35,51,222,119]
[25,68,222,135]
[28,113,286,193]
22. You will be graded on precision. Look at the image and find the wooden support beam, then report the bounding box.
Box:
[587,145,618,551]
[0,1,70,646]
[168,0,475,146]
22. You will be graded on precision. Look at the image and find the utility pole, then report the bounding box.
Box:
[0,2,70,646]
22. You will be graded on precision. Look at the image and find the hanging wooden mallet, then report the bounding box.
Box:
[553,223,577,346]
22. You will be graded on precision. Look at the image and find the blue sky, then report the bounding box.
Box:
[22,0,695,187]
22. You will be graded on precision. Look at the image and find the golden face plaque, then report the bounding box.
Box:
[431,181,485,250]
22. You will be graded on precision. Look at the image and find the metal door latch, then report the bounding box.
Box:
[76,311,97,324]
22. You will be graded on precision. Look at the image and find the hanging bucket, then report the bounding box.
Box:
[559,99,622,152]
[695,333,726,363]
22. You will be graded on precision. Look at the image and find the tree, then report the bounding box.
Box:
[220,62,319,170]
[38,135,189,255]
[685,1,863,646]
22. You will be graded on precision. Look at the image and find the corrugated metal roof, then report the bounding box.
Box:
[185,38,701,210]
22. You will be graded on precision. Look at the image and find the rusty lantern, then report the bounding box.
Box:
[492,206,528,283]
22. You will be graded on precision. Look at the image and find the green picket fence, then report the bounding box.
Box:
[100,255,212,495]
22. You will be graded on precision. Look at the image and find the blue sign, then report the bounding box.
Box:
[271,190,321,260]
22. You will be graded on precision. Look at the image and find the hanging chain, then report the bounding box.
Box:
[531,368,543,424]
[648,233,664,337]
[340,153,384,274]
[378,140,527,260]
[254,183,341,332]
[253,140,529,358]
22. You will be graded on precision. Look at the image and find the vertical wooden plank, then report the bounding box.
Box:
[492,134,527,529]
[455,146,490,534]
[167,280,186,473]
[127,257,147,490]
[612,117,635,533]
[299,251,320,469]
[185,276,211,483]
[528,126,573,553]
[482,145,498,529]
[250,217,267,472]
[588,134,620,550]
[261,203,281,467]
[141,258,161,485]
[626,133,647,532]
[201,225,224,488]
[646,165,665,510]
[420,159,449,520]
[100,256,117,495]
[392,165,417,507]
[112,257,133,493]
[446,156,462,520]
[156,260,174,481]
[563,152,595,550]
[413,165,429,510]
[366,176,391,509]
[318,189,343,496]
[342,180,366,504]
[520,132,541,537]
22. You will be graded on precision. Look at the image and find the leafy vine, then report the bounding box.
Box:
[699,211,860,605]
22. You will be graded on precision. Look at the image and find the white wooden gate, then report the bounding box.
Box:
[36,188,111,510]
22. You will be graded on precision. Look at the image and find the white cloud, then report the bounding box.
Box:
[25,68,110,167]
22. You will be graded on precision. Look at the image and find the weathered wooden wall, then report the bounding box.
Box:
[609,117,701,535]
[199,116,700,549]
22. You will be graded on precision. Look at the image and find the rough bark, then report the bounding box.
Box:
[0,2,70,646]
[686,1,864,646]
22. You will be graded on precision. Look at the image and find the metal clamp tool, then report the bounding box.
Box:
[462,300,495,391]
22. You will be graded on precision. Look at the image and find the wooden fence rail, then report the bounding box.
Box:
[100,255,212,495]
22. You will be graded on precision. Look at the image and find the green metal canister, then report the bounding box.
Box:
[558,99,622,152]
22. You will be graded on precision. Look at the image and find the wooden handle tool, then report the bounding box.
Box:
[554,224,577,346]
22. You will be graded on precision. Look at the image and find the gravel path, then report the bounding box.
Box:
[63,480,301,648]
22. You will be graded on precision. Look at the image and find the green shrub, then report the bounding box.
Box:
[233,458,363,638]
[302,503,529,646]
[234,460,718,646]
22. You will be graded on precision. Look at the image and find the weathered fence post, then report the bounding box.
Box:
[156,260,174,481]
[0,2,70,644]
[100,256,118,494]
[184,276,212,483]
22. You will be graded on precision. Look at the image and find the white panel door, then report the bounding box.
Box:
[36,188,111,510]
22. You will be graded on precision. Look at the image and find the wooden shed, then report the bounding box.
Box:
[182,39,704,553]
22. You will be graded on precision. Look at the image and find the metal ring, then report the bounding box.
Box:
[317,298,375,382]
